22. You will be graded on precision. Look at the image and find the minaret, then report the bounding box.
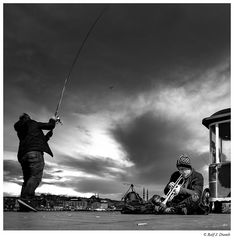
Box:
[146,189,149,201]
[143,187,145,200]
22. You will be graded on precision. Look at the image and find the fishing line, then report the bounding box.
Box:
[55,6,108,118]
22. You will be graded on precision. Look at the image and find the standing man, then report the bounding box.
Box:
[14,113,60,211]
[149,154,208,215]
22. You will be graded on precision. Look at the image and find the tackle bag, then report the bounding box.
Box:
[121,191,155,214]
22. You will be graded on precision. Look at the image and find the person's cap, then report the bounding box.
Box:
[176,154,192,169]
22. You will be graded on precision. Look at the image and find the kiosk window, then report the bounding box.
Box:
[210,125,216,163]
[219,121,231,162]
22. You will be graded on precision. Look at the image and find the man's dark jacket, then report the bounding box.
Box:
[14,118,56,160]
[164,169,204,203]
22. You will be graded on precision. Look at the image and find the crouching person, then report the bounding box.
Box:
[149,154,208,215]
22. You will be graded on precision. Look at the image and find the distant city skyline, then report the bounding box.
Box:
[4,3,230,200]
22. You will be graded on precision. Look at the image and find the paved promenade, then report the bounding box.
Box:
[4,211,231,230]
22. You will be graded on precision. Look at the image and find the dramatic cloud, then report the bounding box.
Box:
[111,111,209,184]
[56,155,128,178]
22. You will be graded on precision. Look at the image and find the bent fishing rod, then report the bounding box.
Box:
[54,6,108,122]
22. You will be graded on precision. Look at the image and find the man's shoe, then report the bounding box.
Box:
[18,199,37,212]
[154,205,165,214]
[163,206,187,215]
[198,203,210,215]
[172,206,188,215]
[181,207,188,215]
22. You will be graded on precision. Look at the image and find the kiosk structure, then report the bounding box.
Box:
[202,108,231,213]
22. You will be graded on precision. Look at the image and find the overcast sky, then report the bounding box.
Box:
[3,3,230,200]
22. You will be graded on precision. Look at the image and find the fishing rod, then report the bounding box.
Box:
[54,6,108,122]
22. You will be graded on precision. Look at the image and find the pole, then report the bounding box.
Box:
[54,6,108,118]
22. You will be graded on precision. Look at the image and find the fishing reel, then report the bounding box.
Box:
[56,117,63,125]
[53,115,63,125]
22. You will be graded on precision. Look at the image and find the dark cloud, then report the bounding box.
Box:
[52,169,63,173]
[43,163,62,173]
[41,164,64,182]
[3,159,63,184]
[56,155,127,180]
[3,154,128,196]
[4,4,230,107]
[42,172,63,182]
[46,176,124,195]
[3,160,22,182]
[40,155,132,195]
[73,178,125,196]
[111,111,209,185]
